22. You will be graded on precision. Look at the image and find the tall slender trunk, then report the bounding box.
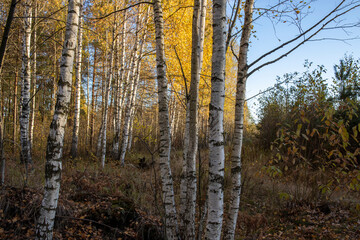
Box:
[36,1,80,238]
[20,0,33,169]
[30,0,37,151]
[113,11,127,158]
[100,32,116,167]
[179,100,190,232]
[13,71,18,152]
[90,47,97,148]
[70,0,83,158]
[223,1,254,239]
[205,0,226,239]
[85,51,90,147]
[51,43,57,116]
[153,0,178,238]
[119,9,149,165]
[184,0,207,238]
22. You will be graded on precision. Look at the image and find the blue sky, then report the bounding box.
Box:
[244,0,360,118]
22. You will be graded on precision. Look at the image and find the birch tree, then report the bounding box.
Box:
[30,0,37,151]
[36,0,80,238]
[99,27,116,168]
[223,0,254,239]
[183,0,207,238]
[119,8,149,165]
[113,11,127,159]
[153,0,179,238]
[205,0,227,238]
[20,0,33,170]
[70,0,83,158]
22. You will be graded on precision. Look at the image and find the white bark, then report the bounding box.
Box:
[119,23,140,165]
[30,0,37,151]
[36,1,79,239]
[20,0,32,168]
[100,47,114,168]
[120,9,149,165]
[70,0,83,158]
[85,50,90,146]
[153,0,179,238]
[223,1,254,239]
[184,0,207,238]
[113,11,127,158]
[179,101,189,232]
[205,0,226,239]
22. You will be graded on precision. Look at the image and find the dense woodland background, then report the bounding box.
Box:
[0,0,359,239]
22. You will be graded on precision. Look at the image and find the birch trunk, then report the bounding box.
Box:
[184,0,207,238]
[100,37,115,167]
[120,9,149,165]
[113,11,127,158]
[90,47,97,148]
[51,43,57,116]
[85,52,90,146]
[179,101,189,232]
[30,0,37,151]
[36,0,79,238]
[223,1,254,239]
[13,71,18,152]
[20,0,33,168]
[153,0,178,238]
[70,0,83,158]
[205,0,226,239]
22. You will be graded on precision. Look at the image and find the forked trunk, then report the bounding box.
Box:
[184,0,207,238]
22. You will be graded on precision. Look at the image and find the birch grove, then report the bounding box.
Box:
[36,0,80,238]
[0,0,359,239]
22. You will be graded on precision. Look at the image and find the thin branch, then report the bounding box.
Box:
[173,46,189,100]
[245,78,291,102]
[247,0,346,70]
[88,2,153,21]
[247,2,360,77]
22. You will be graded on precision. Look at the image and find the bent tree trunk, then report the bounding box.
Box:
[223,1,254,238]
[20,0,33,169]
[153,0,178,238]
[205,0,226,239]
[71,0,83,158]
[36,0,80,239]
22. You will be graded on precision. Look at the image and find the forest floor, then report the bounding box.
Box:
[0,149,359,239]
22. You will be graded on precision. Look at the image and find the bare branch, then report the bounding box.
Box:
[247,2,360,77]
[247,0,347,70]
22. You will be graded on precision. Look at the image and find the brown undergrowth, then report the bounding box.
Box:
[0,154,163,239]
